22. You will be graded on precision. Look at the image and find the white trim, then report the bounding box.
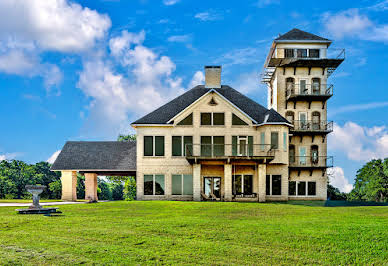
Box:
[166,89,258,124]
[131,124,173,127]
[275,40,331,44]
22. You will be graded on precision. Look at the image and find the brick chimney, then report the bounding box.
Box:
[205,66,221,88]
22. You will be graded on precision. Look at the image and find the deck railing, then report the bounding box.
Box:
[290,120,333,132]
[185,144,275,158]
[289,156,333,168]
[286,84,333,98]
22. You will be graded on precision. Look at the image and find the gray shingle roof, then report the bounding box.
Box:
[275,28,330,42]
[51,141,136,171]
[132,85,290,125]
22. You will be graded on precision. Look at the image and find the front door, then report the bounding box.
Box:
[204,177,221,198]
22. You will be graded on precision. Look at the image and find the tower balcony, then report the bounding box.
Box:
[290,120,333,134]
[286,84,333,100]
[289,156,333,169]
[185,144,275,164]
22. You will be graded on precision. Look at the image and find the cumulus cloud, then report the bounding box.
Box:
[322,8,388,42]
[0,152,21,161]
[0,0,111,52]
[328,167,353,193]
[188,70,204,88]
[47,150,61,164]
[78,30,197,138]
[329,122,388,162]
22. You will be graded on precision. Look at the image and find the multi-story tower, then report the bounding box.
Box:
[262,29,344,200]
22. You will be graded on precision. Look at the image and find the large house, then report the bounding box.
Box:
[51,29,344,202]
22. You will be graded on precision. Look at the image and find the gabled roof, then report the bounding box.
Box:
[132,85,290,126]
[51,141,136,171]
[275,28,331,42]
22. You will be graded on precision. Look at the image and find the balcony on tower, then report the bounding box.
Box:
[261,28,344,84]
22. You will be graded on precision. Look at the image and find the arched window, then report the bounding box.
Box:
[312,111,321,130]
[285,111,294,124]
[289,145,295,163]
[311,145,319,164]
[312,78,321,95]
[286,77,295,96]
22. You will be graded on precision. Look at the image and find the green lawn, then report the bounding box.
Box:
[0,201,387,265]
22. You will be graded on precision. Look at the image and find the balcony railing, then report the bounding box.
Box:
[286,84,333,99]
[290,120,333,133]
[185,144,275,158]
[289,156,333,168]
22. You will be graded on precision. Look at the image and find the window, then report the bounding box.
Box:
[285,48,294,58]
[312,111,321,130]
[312,78,321,95]
[201,112,225,126]
[232,113,248,125]
[311,145,319,164]
[300,79,308,94]
[144,136,164,156]
[289,181,296,196]
[272,175,281,195]
[232,136,253,156]
[299,112,308,129]
[201,113,211,125]
[172,174,193,195]
[213,113,225,125]
[297,181,306,196]
[299,147,307,165]
[266,175,271,195]
[232,175,253,195]
[201,136,224,156]
[144,174,165,195]
[286,111,294,124]
[283,132,287,151]
[271,132,279,149]
[289,145,295,163]
[309,49,320,58]
[261,132,265,151]
[172,136,193,156]
[177,113,193,125]
[308,182,316,196]
[297,49,307,58]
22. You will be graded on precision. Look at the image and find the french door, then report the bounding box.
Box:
[204,177,221,198]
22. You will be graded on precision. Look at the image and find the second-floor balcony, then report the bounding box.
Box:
[185,144,275,164]
[290,120,333,134]
[286,83,333,101]
[289,156,333,169]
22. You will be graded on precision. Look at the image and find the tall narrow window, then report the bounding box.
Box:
[308,182,316,196]
[261,132,265,151]
[201,136,212,156]
[271,132,279,149]
[297,181,306,196]
[311,145,319,164]
[312,78,321,95]
[213,136,225,156]
[283,132,287,151]
[177,113,193,125]
[300,79,307,94]
[266,175,271,195]
[312,111,321,130]
[232,113,248,125]
[286,77,295,96]
[289,145,295,164]
[244,175,253,195]
[184,136,193,156]
[144,136,153,156]
[172,136,182,156]
[289,181,296,196]
[272,175,281,195]
[299,147,307,165]
[155,136,164,156]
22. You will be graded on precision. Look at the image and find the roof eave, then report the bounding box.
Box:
[274,39,332,44]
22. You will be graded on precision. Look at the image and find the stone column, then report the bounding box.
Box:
[85,173,98,202]
[193,164,201,201]
[61,171,77,201]
[224,164,232,201]
[258,164,267,202]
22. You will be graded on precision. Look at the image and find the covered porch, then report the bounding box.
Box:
[51,141,136,202]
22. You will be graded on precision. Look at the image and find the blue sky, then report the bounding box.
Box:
[0,0,387,192]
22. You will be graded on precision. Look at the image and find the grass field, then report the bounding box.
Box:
[0,201,387,265]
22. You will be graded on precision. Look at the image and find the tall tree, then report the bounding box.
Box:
[348,158,388,202]
[117,134,136,142]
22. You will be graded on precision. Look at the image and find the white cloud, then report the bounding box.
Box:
[77,30,194,138]
[0,0,111,52]
[216,47,261,66]
[188,70,204,88]
[329,101,388,116]
[194,10,223,21]
[163,0,180,6]
[329,122,388,162]
[47,150,61,164]
[167,34,192,43]
[322,8,388,42]
[256,0,280,8]
[328,167,353,193]
[0,152,21,161]
[109,30,145,57]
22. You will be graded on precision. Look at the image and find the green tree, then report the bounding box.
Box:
[348,158,388,202]
[0,175,17,198]
[0,160,35,199]
[327,184,347,200]
[33,162,61,199]
[49,180,62,199]
[111,182,124,200]
[117,134,136,142]
[76,174,85,199]
[124,176,136,200]
[97,178,112,200]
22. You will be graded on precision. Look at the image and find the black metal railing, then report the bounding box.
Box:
[286,84,333,98]
[289,156,333,168]
[185,144,275,158]
[290,120,333,132]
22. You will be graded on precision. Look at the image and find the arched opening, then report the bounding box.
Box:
[286,77,295,96]
[289,145,295,163]
[312,111,321,130]
[311,145,319,164]
[285,111,295,124]
[312,78,321,95]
